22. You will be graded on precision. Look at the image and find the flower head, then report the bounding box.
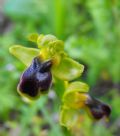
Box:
[60,81,111,129]
[9,33,84,100]
[9,33,111,128]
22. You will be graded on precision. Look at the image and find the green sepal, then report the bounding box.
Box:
[9,45,40,66]
[60,106,79,129]
[52,57,84,81]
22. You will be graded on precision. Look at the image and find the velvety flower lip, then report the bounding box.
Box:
[17,57,52,99]
[85,96,111,120]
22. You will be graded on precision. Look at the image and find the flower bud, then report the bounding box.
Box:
[17,57,52,99]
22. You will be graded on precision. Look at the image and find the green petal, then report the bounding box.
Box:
[9,45,40,66]
[60,106,79,129]
[67,82,89,93]
[39,40,64,61]
[27,33,39,42]
[52,57,84,81]
[37,34,57,47]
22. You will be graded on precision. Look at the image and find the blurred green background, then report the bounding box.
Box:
[0,0,120,136]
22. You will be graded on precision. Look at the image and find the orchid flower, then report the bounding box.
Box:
[60,82,111,129]
[9,33,111,129]
[9,33,84,99]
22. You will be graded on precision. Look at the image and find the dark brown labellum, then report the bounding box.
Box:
[85,96,111,120]
[18,57,52,98]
